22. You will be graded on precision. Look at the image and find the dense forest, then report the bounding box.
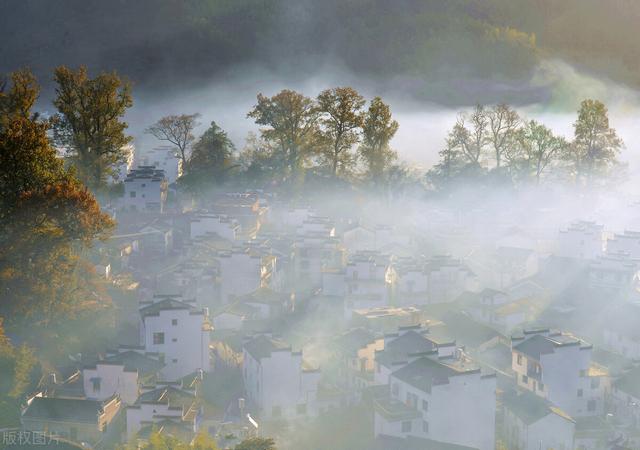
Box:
[2,0,640,105]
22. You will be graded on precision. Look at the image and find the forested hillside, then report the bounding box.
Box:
[2,0,638,103]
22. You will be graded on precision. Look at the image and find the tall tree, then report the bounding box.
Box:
[569,99,623,185]
[317,87,365,177]
[487,104,521,168]
[146,113,201,174]
[0,68,39,130]
[359,96,399,181]
[181,121,236,193]
[52,66,133,191]
[0,114,114,326]
[247,90,320,181]
[516,120,568,184]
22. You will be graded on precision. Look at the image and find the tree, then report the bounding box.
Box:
[234,437,276,450]
[247,90,320,182]
[137,431,218,450]
[359,96,399,181]
[317,87,365,177]
[568,99,623,185]
[457,105,489,165]
[0,115,114,326]
[487,104,521,168]
[52,66,133,191]
[181,121,235,193]
[0,68,39,130]
[146,113,201,175]
[516,120,568,184]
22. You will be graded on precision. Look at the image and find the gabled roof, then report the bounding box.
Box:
[335,328,377,356]
[243,335,291,360]
[135,385,195,409]
[513,332,584,360]
[22,396,118,424]
[88,350,164,376]
[391,356,480,393]
[376,330,436,367]
[613,366,640,399]
[238,287,289,305]
[503,390,574,425]
[139,297,202,318]
[373,434,478,450]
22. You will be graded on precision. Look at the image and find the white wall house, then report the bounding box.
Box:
[556,221,603,260]
[190,213,239,241]
[83,347,164,405]
[610,365,640,428]
[216,246,276,303]
[602,302,640,359]
[606,230,640,259]
[139,295,211,380]
[242,335,320,420]
[588,253,637,292]
[139,146,180,183]
[123,166,168,212]
[512,329,607,418]
[502,390,575,450]
[374,354,496,450]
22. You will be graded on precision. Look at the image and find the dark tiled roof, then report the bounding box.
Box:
[391,357,478,393]
[613,366,640,399]
[335,328,377,356]
[503,390,573,425]
[373,434,478,450]
[243,335,291,360]
[139,297,201,318]
[376,330,436,367]
[22,397,115,424]
[93,351,164,376]
[135,385,195,409]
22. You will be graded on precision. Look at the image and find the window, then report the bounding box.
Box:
[422,421,429,433]
[406,392,417,408]
[91,377,101,393]
[153,332,165,345]
[297,404,307,415]
[172,358,178,363]
[587,400,596,412]
[517,354,522,365]
[422,400,429,412]
[172,338,177,343]
[172,319,178,326]
[539,382,545,391]
[130,191,136,198]
[401,421,412,433]
[577,389,583,397]
[272,406,282,417]
[522,374,528,384]
[392,383,399,396]
[141,183,146,187]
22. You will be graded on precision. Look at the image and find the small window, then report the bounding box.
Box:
[522,375,528,384]
[172,358,178,363]
[130,191,136,198]
[392,383,399,396]
[422,400,429,412]
[296,404,307,415]
[587,399,596,411]
[577,389,583,397]
[539,382,545,391]
[141,183,146,187]
[92,378,101,393]
[517,354,522,365]
[172,338,177,342]
[422,420,429,433]
[153,332,165,345]
[172,319,178,326]
[401,421,412,433]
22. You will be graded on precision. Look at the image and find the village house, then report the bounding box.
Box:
[190,212,239,241]
[609,364,640,430]
[334,328,384,394]
[502,389,575,450]
[587,252,638,293]
[138,146,180,183]
[511,329,608,418]
[556,221,603,260]
[82,346,164,405]
[123,166,168,213]
[351,306,427,333]
[126,377,201,440]
[209,192,268,239]
[242,334,320,420]
[216,245,278,303]
[21,395,121,445]
[373,351,496,450]
[293,233,344,292]
[461,288,535,332]
[602,302,640,359]
[606,230,640,259]
[139,295,211,380]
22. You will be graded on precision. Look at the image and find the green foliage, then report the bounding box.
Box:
[234,437,276,450]
[181,121,236,194]
[316,87,365,177]
[52,65,133,191]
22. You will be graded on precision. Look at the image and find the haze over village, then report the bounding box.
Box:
[3,2,640,450]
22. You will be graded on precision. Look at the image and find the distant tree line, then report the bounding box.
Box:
[426,101,624,191]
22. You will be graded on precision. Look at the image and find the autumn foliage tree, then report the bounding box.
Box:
[52,66,133,191]
[359,96,399,182]
[0,70,114,328]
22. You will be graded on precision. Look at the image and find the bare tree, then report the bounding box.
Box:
[146,113,201,173]
[487,104,521,168]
